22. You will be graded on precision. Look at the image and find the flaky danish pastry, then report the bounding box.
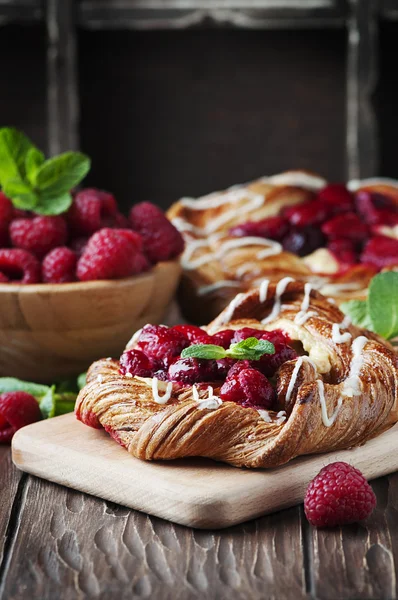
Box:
[168,171,398,323]
[75,279,398,469]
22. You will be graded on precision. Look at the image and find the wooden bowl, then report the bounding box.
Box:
[0,260,181,383]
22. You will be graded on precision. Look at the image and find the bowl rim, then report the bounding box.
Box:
[0,259,181,295]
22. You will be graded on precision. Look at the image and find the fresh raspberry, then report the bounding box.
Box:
[172,325,212,345]
[0,192,13,235]
[136,324,189,365]
[102,212,131,229]
[131,252,151,274]
[282,227,325,257]
[12,209,31,219]
[129,202,184,263]
[211,329,235,349]
[10,216,67,258]
[42,247,77,283]
[0,391,42,443]
[168,357,217,384]
[215,358,237,378]
[256,343,297,377]
[68,188,118,235]
[220,366,275,409]
[77,228,143,281]
[230,327,289,346]
[0,272,9,282]
[304,462,376,527]
[69,237,88,257]
[360,236,398,269]
[317,184,354,211]
[0,249,41,283]
[229,216,289,241]
[119,349,158,377]
[283,200,331,227]
[328,238,357,269]
[321,212,368,241]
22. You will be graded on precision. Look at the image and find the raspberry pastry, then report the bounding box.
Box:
[75,279,398,468]
[168,171,398,323]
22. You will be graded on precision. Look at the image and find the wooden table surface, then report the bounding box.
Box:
[0,446,397,600]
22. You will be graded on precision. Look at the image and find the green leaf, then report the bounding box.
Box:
[227,337,275,360]
[340,299,374,331]
[35,152,91,196]
[0,127,34,185]
[77,372,87,390]
[53,392,77,416]
[34,191,73,215]
[25,147,45,185]
[39,386,56,419]
[368,272,398,339]
[181,344,227,360]
[0,377,49,398]
[2,178,38,210]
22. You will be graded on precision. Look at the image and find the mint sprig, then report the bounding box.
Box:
[341,272,398,341]
[0,127,91,215]
[181,337,275,361]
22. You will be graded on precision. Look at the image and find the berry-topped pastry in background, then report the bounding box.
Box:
[168,171,398,323]
[75,278,398,469]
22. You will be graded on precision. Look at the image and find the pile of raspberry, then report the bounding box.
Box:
[119,324,297,410]
[0,190,184,284]
[230,184,398,272]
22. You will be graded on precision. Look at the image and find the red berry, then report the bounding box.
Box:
[321,212,368,241]
[76,228,143,281]
[304,462,376,527]
[284,200,330,227]
[229,216,289,241]
[220,366,275,409]
[0,249,41,283]
[211,329,235,349]
[69,236,88,257]
[131,252,151,274]
[136,324,189,365]
[215,358,237,378]
[173,325,212,345]
[69,188,118,235]
[10,216,67,258]
[0,193,13,245]
[42,247,77,283]
[102,212,131,229]
[168,357,216,384]
[0,391,42,443]
[282,227,325,257]
[129,202,184,263]
[328,238,357,268]
[317,184,354,211]
[360,236,398,269]
[119,349,158,377]
[255,343,297,377]
[0,272,9,283]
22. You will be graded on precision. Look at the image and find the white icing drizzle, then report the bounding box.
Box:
[221,292,246,324]
[97,374,103,384]
[285,356,317,404]
[197,280,241,296]
[151,378,173,405]
[332,320,352,344]
[347,177,398,191]
[275,410,287,425]
[216,236,281,259]
[195,386,223,410]
[262,277,295,324]
[257,409,272,423]
[294,310,317,326]
[205,193,264,234]
[342,336,368,397]
[294,282,315,325]
[256,241,283,259]
[180,239,211,270]
[235,263,261,278]
[262,171,327,190]
[171,218,205,236]
[319,281,363,296]
[317,379,342,427]
[259,279,270,303]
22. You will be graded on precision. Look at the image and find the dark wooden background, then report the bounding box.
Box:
[0,1,397,210]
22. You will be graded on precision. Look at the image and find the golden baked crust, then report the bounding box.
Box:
[168,171,396,323]
[75,280,398,469]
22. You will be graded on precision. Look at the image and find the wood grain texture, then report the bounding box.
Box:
[0,448,23,570]
[12,414,398,529]
[0,261,180,382]
[0,472,307,600]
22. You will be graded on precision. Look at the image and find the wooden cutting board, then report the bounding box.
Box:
[12,413,398,529]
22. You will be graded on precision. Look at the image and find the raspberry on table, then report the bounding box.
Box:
[304,461,376,527]
[0,391,42,443]
[10,216,68,258]
[42,247,77,283]
[129,202,184,263]
[77,228,143,281]
[68,188,118,235]
[0,249,41,283]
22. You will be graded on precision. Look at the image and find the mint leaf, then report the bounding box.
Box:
[368,272,398,339]
[34,191,72,215]
[35,152,91,197]
[77,372,87,390]
[0,377,49,398]
[2,178,38,210]
[227,337,275,360]
[39,386,56,418]
[340,299,374,331]
[53,393,77,416]
[0,127,33,185]
[181,344,227,360]
[25,147,45,185]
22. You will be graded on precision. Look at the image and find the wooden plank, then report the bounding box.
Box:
[346,0,379,180]
[0,449,24,583]
[46,0,79,155]
[78,0,348,30]
[308,474,398,599]
[12,414,398,529]
[0,474,307,599]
